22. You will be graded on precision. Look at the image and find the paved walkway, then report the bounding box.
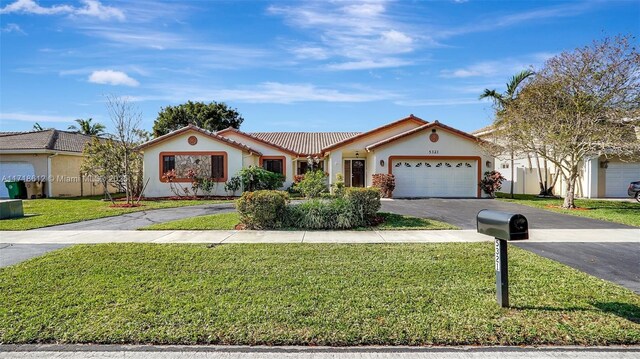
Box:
[1,345,638,359]
[36,203,236,231]
[3,228,640,244]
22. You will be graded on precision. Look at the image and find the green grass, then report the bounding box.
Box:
[376,212,458,230]
[496,193,640,227]
[1,243,638,345]
[142,212,240,230]
[140,212,458,231]
[0,196,233,231]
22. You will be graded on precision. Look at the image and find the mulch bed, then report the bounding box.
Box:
[545,204,591,211]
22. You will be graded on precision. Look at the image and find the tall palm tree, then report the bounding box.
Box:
[480,69,535,198]
[68,118,106,136]
[480,69,535,113]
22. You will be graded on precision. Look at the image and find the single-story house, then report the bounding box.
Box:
[0,129,108,198]
[472,125,640,198]
[138,115,494,198]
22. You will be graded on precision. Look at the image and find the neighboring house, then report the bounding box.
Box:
[138,115,494,198]
[0,129,109,198]
[473,126,640,198]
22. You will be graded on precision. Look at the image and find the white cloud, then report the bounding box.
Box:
[0,0,72,15]
[88,70,139,87]
[395,98,482,106]
[326,58,413,71]
[291,46,330,60]
[74,0,125,21]
[1,23,26,34]
[131,82,397,104]
[0,0,124,20]
[268,1,418,70]
[440,53,552,79]
[0,112,74,123]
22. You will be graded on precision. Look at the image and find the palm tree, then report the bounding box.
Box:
[68,118,106,136]
[480,70,535,198]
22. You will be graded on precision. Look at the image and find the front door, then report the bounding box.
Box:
[351,160,365,187]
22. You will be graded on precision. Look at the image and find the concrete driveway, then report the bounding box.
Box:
[380,198,633,229]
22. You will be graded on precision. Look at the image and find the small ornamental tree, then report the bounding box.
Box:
[372,173,396,198]
[500,35,640,208]
[479,171,506,198]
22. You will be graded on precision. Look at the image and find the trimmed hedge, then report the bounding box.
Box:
[345,187,381,225]
[236,190,289,229]
[237,187,381,230]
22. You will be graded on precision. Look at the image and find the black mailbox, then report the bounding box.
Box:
[477,209,528,241]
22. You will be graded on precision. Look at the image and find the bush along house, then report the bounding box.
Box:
[136,115,495,198]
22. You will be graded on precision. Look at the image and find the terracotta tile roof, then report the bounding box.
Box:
[471,124,495,136]
[136,124,262,155]
[321,114,428,152]
[0,130,99,153]
[365,121,487,150]
[247,132,361,156]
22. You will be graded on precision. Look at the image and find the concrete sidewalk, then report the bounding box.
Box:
[1,228,639,244]
[2,345,639,359]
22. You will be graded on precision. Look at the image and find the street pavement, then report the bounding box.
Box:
[1,345,639,359]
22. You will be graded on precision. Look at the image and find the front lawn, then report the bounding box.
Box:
[0,196,233,231]
[496,193,640,227]
[140,212,458,230]
[1,243,638,345]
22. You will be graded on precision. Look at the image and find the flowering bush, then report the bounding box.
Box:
[372,173,395,198]
[479,171,506,198]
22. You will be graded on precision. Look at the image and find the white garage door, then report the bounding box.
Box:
[0,162,36,198]
[392,159,478,198]
[605,162,640,197]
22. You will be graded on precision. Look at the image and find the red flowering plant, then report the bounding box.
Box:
[479,171,506,198]
[372,173,395,198]
[162,168,201,198]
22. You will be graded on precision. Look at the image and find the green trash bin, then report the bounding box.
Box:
[5,181,27,199]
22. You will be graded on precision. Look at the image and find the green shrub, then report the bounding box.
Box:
[236,190,289,229]
[295,170,328,198]
[331,173,346,197]
[285,198,355,229]
[235,166,285,192]
[345,187,381,226]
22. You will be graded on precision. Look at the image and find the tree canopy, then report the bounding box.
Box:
[499,35,640,208]
[152,101,244,137]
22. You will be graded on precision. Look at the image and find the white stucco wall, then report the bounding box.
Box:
[142,130,250,197]
[325,120,422,185]
[367,127,493,197]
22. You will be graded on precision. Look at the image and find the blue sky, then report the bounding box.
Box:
[1,0,638,134]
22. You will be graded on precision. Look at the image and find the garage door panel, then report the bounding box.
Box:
[392,159,477,198]
[605,162,640,197]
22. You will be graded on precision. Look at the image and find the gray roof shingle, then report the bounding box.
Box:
[0,130,99,153]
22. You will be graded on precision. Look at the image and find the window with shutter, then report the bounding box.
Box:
[211,155,225,180]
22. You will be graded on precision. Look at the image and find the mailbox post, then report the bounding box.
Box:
[477,210,529,308]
